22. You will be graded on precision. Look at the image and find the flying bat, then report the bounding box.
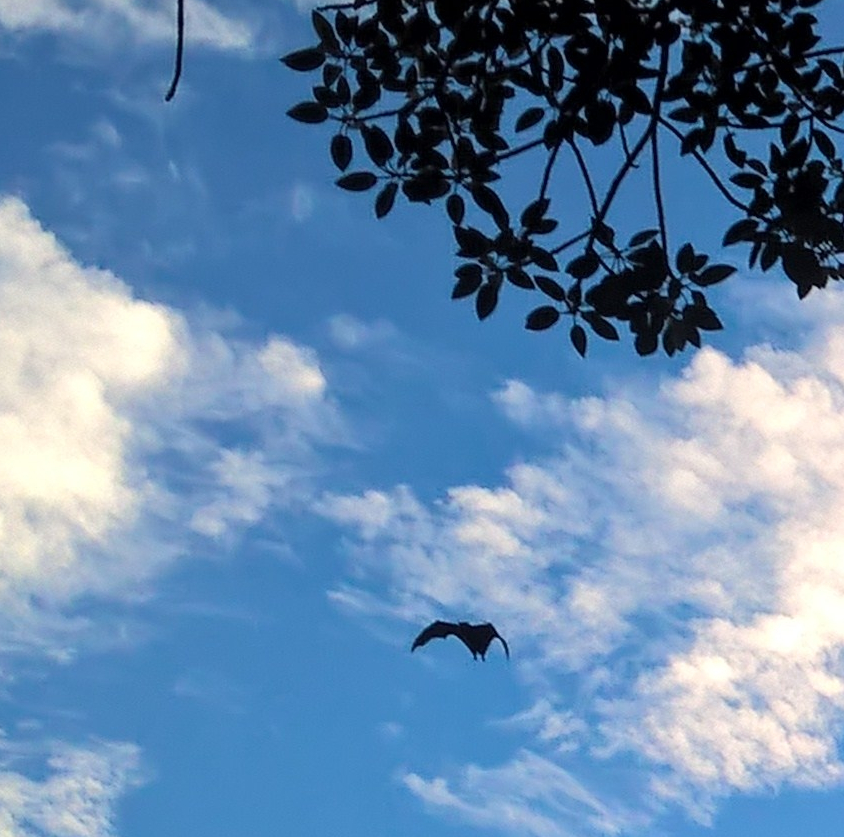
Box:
[411,621,509,660]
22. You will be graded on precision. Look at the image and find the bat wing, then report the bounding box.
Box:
[411,620,459,651]
[492,627,510,659]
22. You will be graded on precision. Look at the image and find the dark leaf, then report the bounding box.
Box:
[362,125,394,167]
[547,47,564,92]
[515,107,545,132]
[760,241,779,271]
[447,194,465,225]
[593,222,615,247]
[521,198,550,229]
[731,172,764,189]
[452,264,483,298]
[634,330,658,356]
[693,307,723,330]
[781,113,800,146]
[669,106,699,123]
[723,133,747,167]
[455,226,491,258]
[531,246,559,271]
[476,283,499,319]
[281,47,326,72]
[471,184,509,229]
[535,275,566,302]
[585,99,615,145]
[525,306,560,330]
[813,128,836,160]
[534,218,559,235]
[722,218,758,246]
[323,63,342,86]
[675,242,695,274]
[782,244,823,291]
[570,324,587,357]
[695,264,736,286]
[628,229,659,247]
[287,102,328,123]
[311,11,339,54]
[336,171,378,191]
[619,84,651,115]
[582,311,619,340]
[506,267,535,289]
[330,134,353,170]
[566,251,599,279]
[375,182,398,218]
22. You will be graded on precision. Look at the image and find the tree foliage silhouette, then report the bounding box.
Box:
[283,0,844,357]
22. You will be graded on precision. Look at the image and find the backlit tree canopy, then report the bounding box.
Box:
[283,0,844,357]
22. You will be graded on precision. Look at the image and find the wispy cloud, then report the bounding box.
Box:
[319,305,844,829]
[493,700,588,755]
[328,314,399,352]
[0,737,143,837]
[0,195,345,655]
[403,750,640,837]
[0,0,253,52]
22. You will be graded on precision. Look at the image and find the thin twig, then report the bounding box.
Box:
[550,230,590,255]
[590,44,670,241]
[570,139,598,216]
[657,117,752,213]
[164,0,185,102]
[651,122,671,276]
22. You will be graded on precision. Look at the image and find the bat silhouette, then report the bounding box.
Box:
[411,621,509,660]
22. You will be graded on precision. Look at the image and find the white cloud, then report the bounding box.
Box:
[188,447,297,537]
[403,750,639,837]
[0,195,344,654]
[491,379,568,430]
[320,307,844,828]
[328,314,398,351]
[0,195,185,604]
[494,700,588,754]
[0,738,143,837]
[0,0,253,52]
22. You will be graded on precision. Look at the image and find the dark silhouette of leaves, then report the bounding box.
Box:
[695,265,737,286]
[284,0,844,359]
[330,134,352,171]
[570,324,587,358]
[375,182,398,218]
[362,125,393,167]
[476,282,499,320]
[337,171,378,191]
[515,107,545,133]
[526,306,560,331]
[281,48,325,72]
[582,311,619,341]
[287,102,328,124]
[452,264,483,299]
[535,275,566,302]
[447,194,465,225]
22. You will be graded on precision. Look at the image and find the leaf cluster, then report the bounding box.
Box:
[283,0,844,357]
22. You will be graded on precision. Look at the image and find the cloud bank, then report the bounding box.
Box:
[0,195,342,655]
[0,738,143,837]
[319,311,844,828]
[0,0,253,52]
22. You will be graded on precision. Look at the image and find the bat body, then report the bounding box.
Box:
[411,620,509,660]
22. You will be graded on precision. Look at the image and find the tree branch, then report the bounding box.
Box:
[164,0,185,102]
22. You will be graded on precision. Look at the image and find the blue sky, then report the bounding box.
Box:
[3,1,844,836]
